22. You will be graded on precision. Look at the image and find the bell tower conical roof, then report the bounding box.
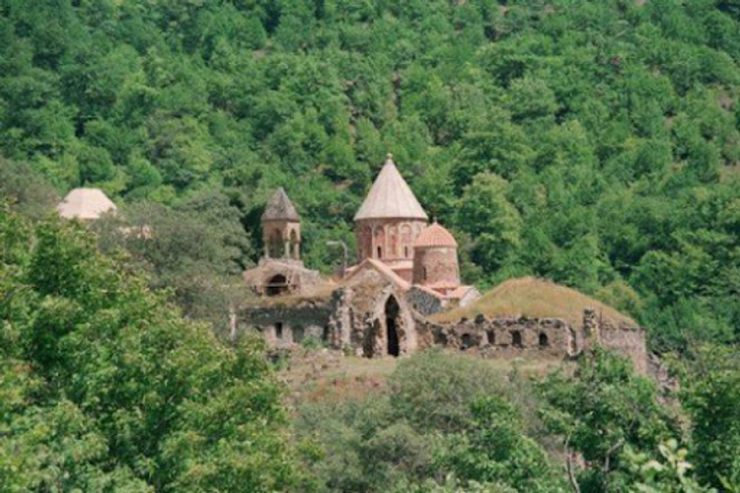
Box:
[354,155,428,221]
[262,187,300,222]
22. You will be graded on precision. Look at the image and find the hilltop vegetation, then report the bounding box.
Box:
[2,0,739,351]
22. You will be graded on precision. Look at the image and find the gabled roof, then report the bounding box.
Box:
[262,187,300,222]
[342,258,411,291]
[414,221,458,248]
[354,154,428,221]
[57,188,117,220]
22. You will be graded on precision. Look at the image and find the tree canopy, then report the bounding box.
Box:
[0,207,295,491]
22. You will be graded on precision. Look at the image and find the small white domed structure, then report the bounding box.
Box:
[57,188,117,221]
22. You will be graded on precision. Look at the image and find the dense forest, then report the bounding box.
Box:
[2,0,740,491]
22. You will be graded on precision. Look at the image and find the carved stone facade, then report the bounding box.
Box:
[354,219,426,281]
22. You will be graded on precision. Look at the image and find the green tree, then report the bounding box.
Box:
[456,173,522,278]
[538,348,677,492]
[0,206,295,491]
[680,345,740,491]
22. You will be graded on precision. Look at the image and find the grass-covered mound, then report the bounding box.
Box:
[433,277,637,329]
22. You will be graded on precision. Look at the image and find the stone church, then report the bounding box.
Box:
[240,155,648,371]
[241,154,479,357]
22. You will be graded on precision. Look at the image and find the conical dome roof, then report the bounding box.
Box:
[262,188,300,222]
[354,155,428,221]
[57,188,117,220]
[414,222,458,248]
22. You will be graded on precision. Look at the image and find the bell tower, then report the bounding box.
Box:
[261,188,301,262]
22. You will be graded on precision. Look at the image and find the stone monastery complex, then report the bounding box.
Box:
[239,155,649,372]
[55,156,648,372]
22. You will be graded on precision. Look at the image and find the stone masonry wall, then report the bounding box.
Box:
[412,246,459,287]
[421,309,648,374]
[418,315,578,358]
[600,324,648,374]
[239,304,332,347]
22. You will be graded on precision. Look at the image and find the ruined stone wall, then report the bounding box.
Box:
[600,324,648,374]
[423,309,648,374]
[325,267,423,357]
[239,304,332,347]
[419,315,578,358]
[405,286,444,316]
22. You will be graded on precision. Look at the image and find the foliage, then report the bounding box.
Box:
[679,344,740,491]
[94,189,253,334]
[624,439,716,493]
[538,347,679,492]
[295,350,563,492]
[0,207,295,491]
[0,157,59,219]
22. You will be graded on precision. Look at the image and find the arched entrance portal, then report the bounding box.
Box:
[385,296,401,357]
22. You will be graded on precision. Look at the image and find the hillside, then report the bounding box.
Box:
[2,0,739,352]
[433,276,637,329]
[2,2,740,491]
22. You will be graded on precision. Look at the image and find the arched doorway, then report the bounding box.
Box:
[266,274,288,296]
[385,296,401,357]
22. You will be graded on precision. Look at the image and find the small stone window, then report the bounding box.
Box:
[487,330,496,345]
[377,246,383,259]
[404,246,409,257]
[511,330,522,348]
[322,325,330,341]
[539,333,549,348]
[275,322,284,340]
[461,333,474,350]
[422,266,428,281]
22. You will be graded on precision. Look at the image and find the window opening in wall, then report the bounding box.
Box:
[322,325,330,341]
[539,332,549,348]
[511,330,522,348]
[266,274,289,296]
[487,330,496,345]
[404,246,409,257]
[422,266,428,281]
[293,325,305,344]
[275,322,283,340]
[377,246,382,259]
[461,333,474,350]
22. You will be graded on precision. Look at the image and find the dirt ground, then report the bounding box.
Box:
[278,348,565,406]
